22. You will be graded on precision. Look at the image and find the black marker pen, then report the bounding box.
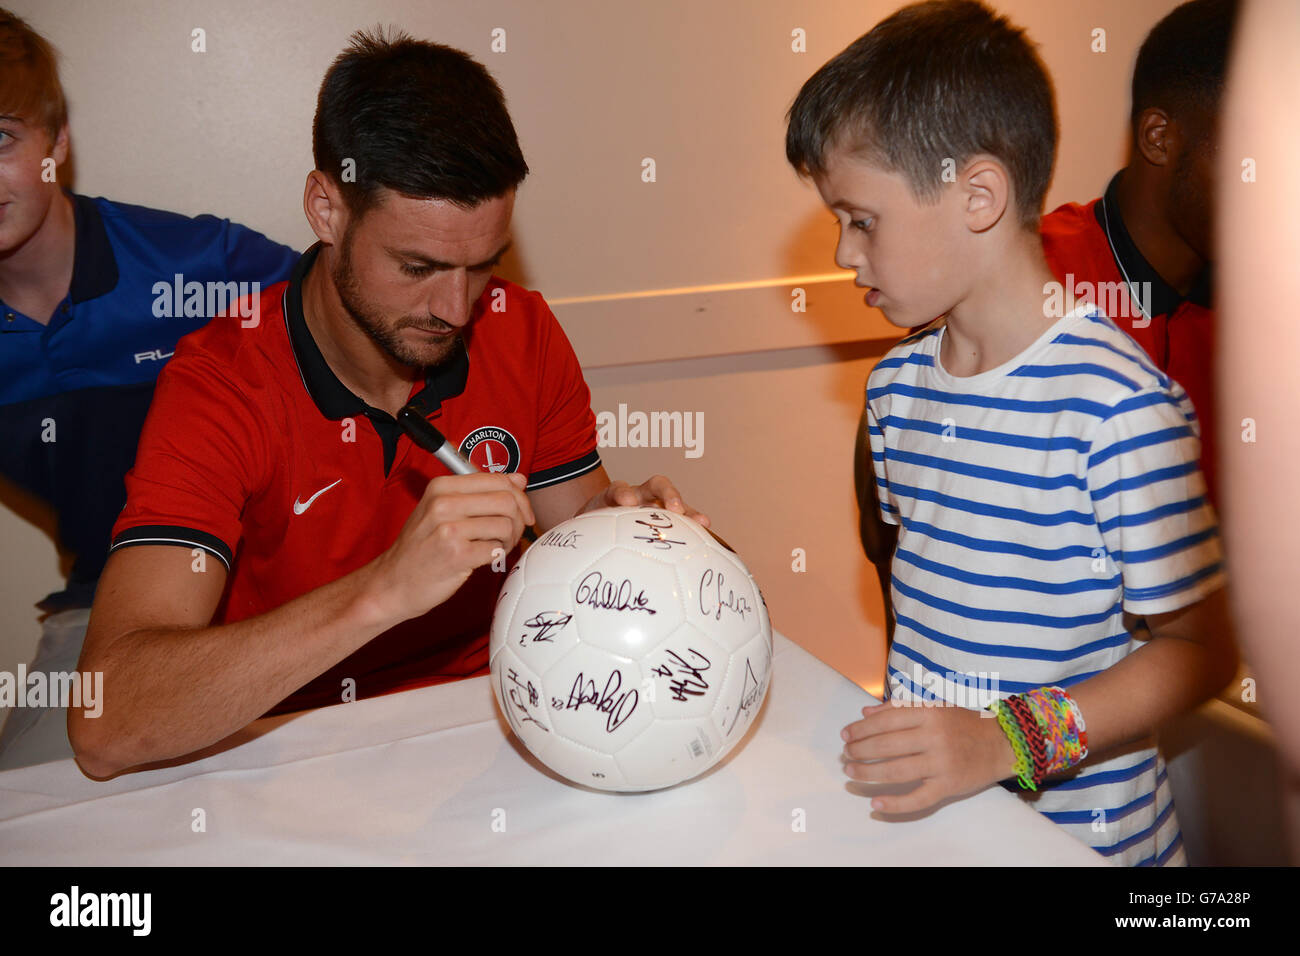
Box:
[397,405,538,543]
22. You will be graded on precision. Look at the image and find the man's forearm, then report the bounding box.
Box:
[71,562,394,776]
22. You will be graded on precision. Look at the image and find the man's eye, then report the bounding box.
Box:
[850,218,873,232]
[401,263,433,277]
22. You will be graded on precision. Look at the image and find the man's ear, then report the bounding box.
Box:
[960,158,1009,233]
[302,170,350,247]
[1134,107,1173,168]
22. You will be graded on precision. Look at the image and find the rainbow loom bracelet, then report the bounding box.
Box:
[1021,686,1089,777]
[1005,693,1050,784]
[988,698,1037,791]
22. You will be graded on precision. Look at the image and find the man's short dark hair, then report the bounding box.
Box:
[785,0,1057,227]
[1131,0,1239,135]
[313,26,528,216]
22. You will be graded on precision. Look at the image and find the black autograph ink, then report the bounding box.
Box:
[495,566,520,608]
[632,511,686,550]
[699,568,752,621]
[562,669,639,732]
[659,647,711,702]
[739,658,763,709]
[537,528,582,549]
[575,571,657,614]
[726,658,764,736]
[502,667,549,732]
[520,610,573,644]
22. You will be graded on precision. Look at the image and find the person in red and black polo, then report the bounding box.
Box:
[1043,0,1236,510]
[69,29,708,777]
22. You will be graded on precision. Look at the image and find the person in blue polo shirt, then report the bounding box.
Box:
[0,9,297,767]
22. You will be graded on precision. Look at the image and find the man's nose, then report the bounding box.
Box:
[428,269,473,327]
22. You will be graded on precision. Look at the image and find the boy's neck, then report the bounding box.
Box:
[939,227,1073,378]
[0,189,76,325]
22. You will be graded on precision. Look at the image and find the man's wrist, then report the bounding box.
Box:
[345,559,403,636]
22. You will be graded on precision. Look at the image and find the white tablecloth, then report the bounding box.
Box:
[0,633,1106,865]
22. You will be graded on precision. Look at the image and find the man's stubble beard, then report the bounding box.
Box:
[332,233,463,370]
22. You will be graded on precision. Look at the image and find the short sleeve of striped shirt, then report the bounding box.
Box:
[864,398,899,526]
[1085,386,1225,616]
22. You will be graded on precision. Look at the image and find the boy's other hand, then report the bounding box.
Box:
[840,702,1017,814]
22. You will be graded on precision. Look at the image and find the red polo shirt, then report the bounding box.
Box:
[1042,173,1217,509]
[903,175,1217,508]
[111,243,601,714]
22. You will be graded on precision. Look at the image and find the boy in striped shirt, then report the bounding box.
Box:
[785,0,1236,866]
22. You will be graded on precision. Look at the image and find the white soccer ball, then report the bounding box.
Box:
[489,506,772,791]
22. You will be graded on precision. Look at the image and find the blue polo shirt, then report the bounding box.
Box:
[0,193,297,609]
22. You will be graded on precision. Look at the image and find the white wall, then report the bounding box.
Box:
[2,0,1176,693]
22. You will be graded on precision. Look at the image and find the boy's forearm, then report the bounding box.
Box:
[71,562,394,776]
[1058,588,1238,761]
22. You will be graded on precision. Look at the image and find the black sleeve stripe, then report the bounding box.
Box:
[110,525,234,570]
[526,449,602,491]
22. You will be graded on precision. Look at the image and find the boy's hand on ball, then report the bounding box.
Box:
[840,702,1017,814]
[580,474,710,528]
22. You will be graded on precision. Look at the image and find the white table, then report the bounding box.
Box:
[0,633,1106,865]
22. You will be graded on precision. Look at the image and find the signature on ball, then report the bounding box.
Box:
[575,571,657,614]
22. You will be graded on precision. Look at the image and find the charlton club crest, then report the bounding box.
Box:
[459,426,521,474]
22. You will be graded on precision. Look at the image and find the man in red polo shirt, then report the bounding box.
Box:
[1042,0,1236,511]
[69,30,708,778]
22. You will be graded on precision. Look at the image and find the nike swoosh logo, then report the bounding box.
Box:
[293,478,342,515]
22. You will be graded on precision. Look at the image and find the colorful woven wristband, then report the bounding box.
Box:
[988,698,1037,791]
[1021,687,1089,777]
[1005,694,1050,785]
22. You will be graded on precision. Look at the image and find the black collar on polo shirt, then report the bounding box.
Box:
[1094,171,1213,315]
[68,192,120,304]
[284,242,470,474]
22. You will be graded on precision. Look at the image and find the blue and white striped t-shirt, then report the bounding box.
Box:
[867,304,1225,867]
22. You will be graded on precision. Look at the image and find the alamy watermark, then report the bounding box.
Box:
[0,665,102,718]
[595,403,704,459]
[151,274,261,328]
[1044,274,1153,328]
[887,664,1001,713]
[50,886,150,935]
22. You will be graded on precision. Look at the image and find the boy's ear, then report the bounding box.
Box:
[50,122,70,168]
[960,158,1009,233]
